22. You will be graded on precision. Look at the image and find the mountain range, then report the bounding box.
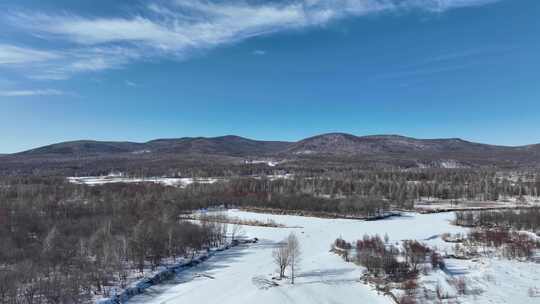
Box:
[2,133,540,175]
[17,135,290,157]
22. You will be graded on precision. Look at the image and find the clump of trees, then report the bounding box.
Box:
[333,237,352,250]
[332,234,446,304]
[272,233,301,284]
[354,235,419,282]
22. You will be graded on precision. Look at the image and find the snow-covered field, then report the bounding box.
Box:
[125,210,540,304]
[68,173,293,187]
[68,175,219,187]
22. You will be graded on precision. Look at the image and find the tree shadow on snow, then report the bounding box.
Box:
[442,260,470,276]
[376,213,416,221]
[295,268,358,285]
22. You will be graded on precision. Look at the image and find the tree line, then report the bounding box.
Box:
[455,208,540,231]
[453,209,540,261]
[0,178,229,303]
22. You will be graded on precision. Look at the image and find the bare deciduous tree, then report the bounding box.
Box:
[287,233,301,284]
[272,242,290,280]
[231,223,243,241]
[272,233,301,283]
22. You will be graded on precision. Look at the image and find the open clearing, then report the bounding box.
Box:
[128,210,539,304]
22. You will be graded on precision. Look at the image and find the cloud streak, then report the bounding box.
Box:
[1,0,501,79]
[0,89,64,97]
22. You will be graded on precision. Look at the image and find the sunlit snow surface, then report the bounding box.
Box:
[127,210,540,304]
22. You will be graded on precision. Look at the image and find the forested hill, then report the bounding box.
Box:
[1,133,539,175]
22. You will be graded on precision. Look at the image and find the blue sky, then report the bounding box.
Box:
[0,0,539,153]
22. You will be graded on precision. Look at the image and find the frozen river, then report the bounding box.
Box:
[128,210,466,304]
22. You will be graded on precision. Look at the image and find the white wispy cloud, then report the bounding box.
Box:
[1,0,501,79]
[0,44,60,65]
[7,46,142,80]
[0,89,64,97]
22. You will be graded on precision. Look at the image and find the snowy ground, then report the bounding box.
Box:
[124,210,538,304]
[419,257,540,303]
